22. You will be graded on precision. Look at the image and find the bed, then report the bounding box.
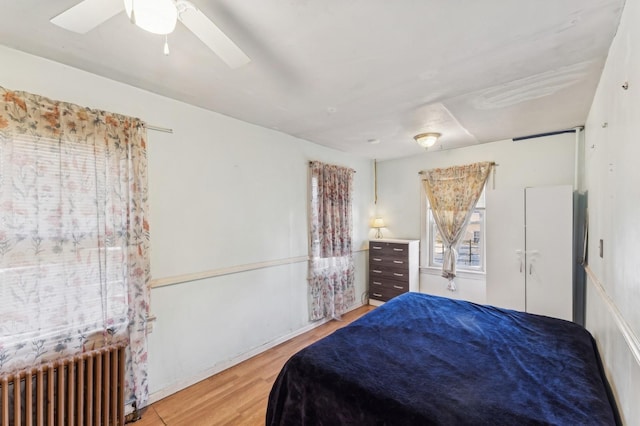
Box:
[266,292,618,425]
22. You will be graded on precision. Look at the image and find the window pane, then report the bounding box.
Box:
[0,135,129,350]
[475,189,486,209]
[432,225,445,265]
[430,210,483,270]
[457,211,483,267]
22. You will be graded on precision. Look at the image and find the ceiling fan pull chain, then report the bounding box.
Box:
[130,0,136,24]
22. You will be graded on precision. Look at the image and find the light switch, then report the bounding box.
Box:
[599,239,604,258]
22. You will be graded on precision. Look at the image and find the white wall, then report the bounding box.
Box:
[0,45,373,402]
[583,0,640,422]
[375,134,576,304]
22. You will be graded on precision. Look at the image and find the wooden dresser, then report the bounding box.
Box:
[369,239,419,306]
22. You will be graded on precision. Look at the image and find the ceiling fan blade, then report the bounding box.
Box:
[51,0,125,34]
[179,7,251,69]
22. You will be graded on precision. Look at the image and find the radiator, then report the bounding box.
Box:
[0,343,127,426]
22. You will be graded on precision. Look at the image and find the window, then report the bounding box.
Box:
[0,137,128,350]
[423,189,486,273]
[0,86,150,407]
[308,161,355,320]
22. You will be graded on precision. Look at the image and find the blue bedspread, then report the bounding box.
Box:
[267,292,617,425]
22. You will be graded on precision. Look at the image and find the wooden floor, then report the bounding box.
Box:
[134,305,375,425]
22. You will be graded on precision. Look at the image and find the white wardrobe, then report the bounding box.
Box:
[486,185,573,321]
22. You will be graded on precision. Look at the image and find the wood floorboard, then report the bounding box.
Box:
[136,305,375,425]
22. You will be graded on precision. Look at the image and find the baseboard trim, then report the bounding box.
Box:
[146,302,365,405]
[584,264,640,366]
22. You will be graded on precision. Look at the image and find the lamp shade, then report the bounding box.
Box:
[372,217,385,238]
[372,218,386,228]
[124,0,177,35]
[414,132,441,149]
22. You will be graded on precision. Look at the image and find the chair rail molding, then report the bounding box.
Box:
[584,264,640,366]
[151,248,368,289]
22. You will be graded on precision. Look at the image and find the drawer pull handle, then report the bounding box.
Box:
[372,246,382,250]
[393,260,403,264]
[373,258,382,262]
[373,281,382,285]
[393,285,404,290]
[393,248,404,252]
[393,273,404,277]
[372,270,382,273]
[372,293,383,297]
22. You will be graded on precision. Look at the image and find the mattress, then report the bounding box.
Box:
[267,292,617,425]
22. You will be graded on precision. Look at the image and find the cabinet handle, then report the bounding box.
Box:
[529,264,533,275]
[373,258,382,262]
[372,270,382,274]
[373,281,382,286]
[393,285,404,290]
[393,248,404,252]
[372,246,382,250]
[372,293,383,297]
[393,273,404,277]
[393,260,404,264]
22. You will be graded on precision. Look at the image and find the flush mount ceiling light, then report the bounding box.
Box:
[414,132,441,149]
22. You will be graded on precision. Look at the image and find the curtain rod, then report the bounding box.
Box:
[144,124,173,134]
[308,161,356,172]
[512,126,583,142]
[418,162,497,175]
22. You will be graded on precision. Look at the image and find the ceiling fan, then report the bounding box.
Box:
[50,0,251,69]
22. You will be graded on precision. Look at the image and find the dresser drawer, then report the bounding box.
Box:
[369,285,406,302]
[369,242,409,259]
[370,277,409,293]
[369,267,409,282]
[369,254,409,269]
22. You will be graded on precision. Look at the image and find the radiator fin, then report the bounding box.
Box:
[0,343,127,426]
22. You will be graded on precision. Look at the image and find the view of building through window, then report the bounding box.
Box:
[431,210,484,268]
[427,188,485,272]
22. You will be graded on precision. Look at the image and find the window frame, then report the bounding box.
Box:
[420,186,487,278]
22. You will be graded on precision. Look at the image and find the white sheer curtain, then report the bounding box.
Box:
[421,162,492,290]
[0,86,151,410]
[308,161,355,320]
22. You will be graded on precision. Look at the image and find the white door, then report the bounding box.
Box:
[486,189,525,311]
[525,186,573,321]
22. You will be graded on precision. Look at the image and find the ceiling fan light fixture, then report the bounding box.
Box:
[414,132,441,149]
[124,0,177,35]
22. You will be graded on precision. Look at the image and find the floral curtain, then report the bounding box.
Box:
[421,162,492,291]
[0,86,151,409]
[308,161,355,320]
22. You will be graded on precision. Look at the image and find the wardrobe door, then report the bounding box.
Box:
[525,185,573,321]
[486,189,525,311]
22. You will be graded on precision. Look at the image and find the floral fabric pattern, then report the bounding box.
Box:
[0,86,151,409]
[308,161,355,321]
[421,162,492,290]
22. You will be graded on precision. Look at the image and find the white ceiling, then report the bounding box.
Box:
[0,0,625,160]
